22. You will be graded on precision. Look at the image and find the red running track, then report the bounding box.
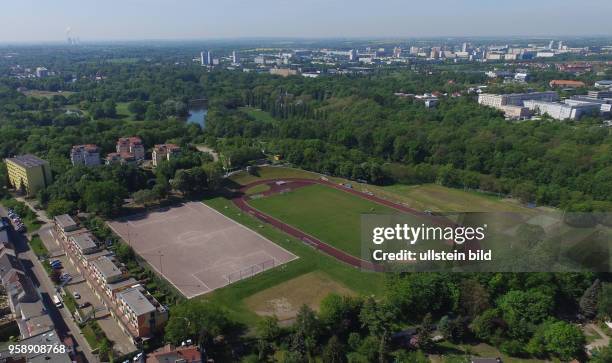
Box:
[232,178,457,271]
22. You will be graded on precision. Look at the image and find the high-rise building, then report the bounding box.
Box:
[393,47,402,58]
[4,155,53,197]
[232,51,238,64]
[548,40,555,49]
[70,144,101,166]
[35,67,48,78]
[349,49,357,61]
[200,51,206,66]
[207,51,212,66]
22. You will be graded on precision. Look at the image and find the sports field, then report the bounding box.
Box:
[249,183,405,257]
[108,202,297,298]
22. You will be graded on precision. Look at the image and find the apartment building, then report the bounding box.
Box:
[116,286,168,338]
[478,92,559,119]
[53,215,167,343]
[523,100,600,120]
[4,154,53,197]
[152,144,181,167]
[70,144,101,166]
[105,152,137,165]
[116,137,145,161]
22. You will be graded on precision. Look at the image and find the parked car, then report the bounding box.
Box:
[0,217,10,231]
[49,260,61,265]
[73,292,81,299]
[77,302,90,309]
[60,273,71,279]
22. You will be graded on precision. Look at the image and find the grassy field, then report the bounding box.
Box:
[200,196,385,326]
[22,90,75,98]
[240,107,276,122]
[245,271,355,322]
[116,102,136,120]
[245,183,270,195]
[379,184,533,213]
[431,341,544,363]
[249,184,401,257]
[201,165,554,328]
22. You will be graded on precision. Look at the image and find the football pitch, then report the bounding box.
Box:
[248,183,406,257]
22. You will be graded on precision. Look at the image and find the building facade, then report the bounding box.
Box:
[151,144,181,167]
[70,144,101,166]
[4,155,53,197]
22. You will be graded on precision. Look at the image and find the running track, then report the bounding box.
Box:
[232,178,457,271]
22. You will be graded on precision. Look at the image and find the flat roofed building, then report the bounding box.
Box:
[523,100,600,120]
[54,214,78,234]
[116,286,168,338]
[69,233,98,256]
[70,144,101,166]
[90,256,126,285]
[152,144,181,167]
[4,154,52,197]
[549,80,586,88]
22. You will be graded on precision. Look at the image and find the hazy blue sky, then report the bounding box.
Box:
[2,0,612,42]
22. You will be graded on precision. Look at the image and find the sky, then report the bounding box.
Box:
[2,0,612,42]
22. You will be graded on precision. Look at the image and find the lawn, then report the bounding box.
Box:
[116,102,136,120]
[240,107,276,122]
[200,196,385,326]
[245,271,355,322]
[249,184,400,257]
[431,341,545,363]
[378,184,532,213]
[29,235,49,258]
[229,166,326,186]
[245,183,271,195]
[22,90,75,98]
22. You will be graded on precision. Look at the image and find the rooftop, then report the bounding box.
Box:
[91,256,124,280]
[72,144,99,152]
[118,287,156,316]
[0,330,72,362]
[5,154,49,169]
[147,344,202,363]
[70,233,98,252]
[54,214,78,230]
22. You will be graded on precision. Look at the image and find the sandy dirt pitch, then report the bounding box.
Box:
[108,202,297,298]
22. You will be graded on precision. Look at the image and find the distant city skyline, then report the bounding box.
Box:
[2,0,612,43]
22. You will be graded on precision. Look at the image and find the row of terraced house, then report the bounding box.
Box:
[52,214,168,346]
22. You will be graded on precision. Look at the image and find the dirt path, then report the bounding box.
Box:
[585,323,611,352]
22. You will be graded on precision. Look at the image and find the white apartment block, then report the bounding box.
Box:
[523,100,600,120]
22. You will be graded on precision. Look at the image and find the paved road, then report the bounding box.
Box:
[233,178,458,271]
[0,206,96,363]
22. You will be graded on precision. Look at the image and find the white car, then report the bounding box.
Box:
[73,292,81,299]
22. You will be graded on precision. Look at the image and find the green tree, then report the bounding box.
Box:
[46,199,76,217]
[82,181,127,217]
[164,300,232,345]
[579,278,601,319]
[322,335,347,363]
[359,297,396,363]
